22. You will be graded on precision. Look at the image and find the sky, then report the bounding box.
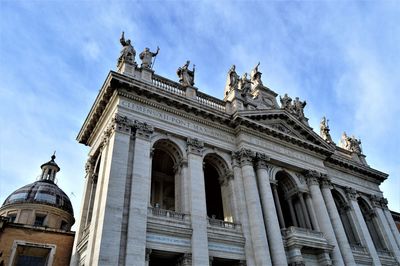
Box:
[0,1,399,227]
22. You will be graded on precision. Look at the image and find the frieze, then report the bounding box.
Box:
[120,100,235,143]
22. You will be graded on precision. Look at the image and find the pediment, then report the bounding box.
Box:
[235,109,334,153]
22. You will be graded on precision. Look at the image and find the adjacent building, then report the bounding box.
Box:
[71,35,400,266]
[0,155,75,266]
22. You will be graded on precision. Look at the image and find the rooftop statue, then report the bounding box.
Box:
[293,97,306,119]
[239,73,252,97]
[250,62,263,86]
[139,47,159,69]
[177,60,195,87]
[118,31,136,66]
[320,116,333,143]
[279,93,292,111]
[340,132,362,153]
[225,65,239,93]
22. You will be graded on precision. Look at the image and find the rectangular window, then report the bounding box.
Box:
[8,213,17,223]
[34,215,46,226]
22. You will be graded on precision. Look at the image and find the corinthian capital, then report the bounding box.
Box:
[345,187,358,201]
[186,138,204,155]
[254,152,270,169]
[305,170,321,186]
[134,120,154,140]
[233,148,255,166]
[113,113,134,134]
[320,174,333,189]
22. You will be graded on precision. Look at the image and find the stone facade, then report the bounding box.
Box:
[71,40,400,266]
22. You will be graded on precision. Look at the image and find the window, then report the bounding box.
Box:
[34,215,46,226]
[8,213,17,223]
[60,220,68,231]
[10,241,56,266]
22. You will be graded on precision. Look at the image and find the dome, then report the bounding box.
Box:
[2,179,74,216]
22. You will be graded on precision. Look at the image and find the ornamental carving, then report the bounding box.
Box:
[254,152,270,169]
[340,132,362,154]
[176,253,192,266]
[345,187,358,201]
[280,93,308,124]
[114,114,134,134]
[304,170,320,186]
[134,120,154,140]
[320,174,333,189]
[380,197,389,209]
[295,173,306,184]
[85,155,96,175]
[186,138,204,155]
[233,148,255,166]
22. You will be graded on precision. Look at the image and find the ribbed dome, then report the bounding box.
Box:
[2,180,74,216]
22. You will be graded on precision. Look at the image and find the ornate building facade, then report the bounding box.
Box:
[71,34,400,266]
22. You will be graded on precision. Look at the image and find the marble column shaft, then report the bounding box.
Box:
[305,193,320,231]
[299,193,312,229]
[271,183,286,228]
[383,208,400,250]
[238,150,272,266]
[255,157,288,265]
[306,173,345,265]
[320,179,356,266]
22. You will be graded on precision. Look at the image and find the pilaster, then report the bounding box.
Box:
[235,149,272,266]
[186,138,209,266]
[126,120,154,264]
[254,153,287,265]
[381,198,400,250]
[305,170,344,265]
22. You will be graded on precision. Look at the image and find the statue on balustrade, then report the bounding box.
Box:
[139,47,159,69]
[177,60,195,87]
[250,62,263,86]
[340,132,362,153]
[225,65,239,94]
[293,97,306,119]
[280,93,293,111]
[239,73,252,97]
[118,31,136,66]
[320,116,333,143]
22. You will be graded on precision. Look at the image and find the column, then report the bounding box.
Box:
[178,159,190,213]
[370,196,400,263]
[232,153,256,266]
[305,170,344,265]
[298,193,312,229]
[145,248,151,266]
[271,183,286,228]
[304,193,320,231]
[320,177,356,266]
[236,149,272,266]
[89,115,134,265]
[381,198,400,250]
[187,138,209,266]
[345,187,381,266]
[126,121,154,264]
[287,198,298,227]
[255,153,287,265]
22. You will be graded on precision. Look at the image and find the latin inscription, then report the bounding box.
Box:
[208,242,244,255]
[120,100,235,143]
[146,233,191,247]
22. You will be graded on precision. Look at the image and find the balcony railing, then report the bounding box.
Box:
[196,91,226,112]
[350,244,367,253]
[208,217,242,231]
[148,206,188,221]
[152,75,185,96]
[282,226,325,238]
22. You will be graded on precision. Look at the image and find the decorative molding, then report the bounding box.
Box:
[186,137,204,155]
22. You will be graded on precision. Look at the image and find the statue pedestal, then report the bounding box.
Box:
[185,86,197,99]
[117,61,138,77]
[140,68,153,83]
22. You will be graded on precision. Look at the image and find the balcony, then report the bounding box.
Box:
[282,226,334,251]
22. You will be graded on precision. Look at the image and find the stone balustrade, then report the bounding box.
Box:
[196,91,226,112]
[148,206,188,221]
[152,74,185,96]
[208,217,242,231]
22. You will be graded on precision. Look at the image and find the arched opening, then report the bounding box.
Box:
[150,140,182,211]
[358,198,387,251]
[203,154,232,222]
[332,190,359,246]
[274,171,313,230]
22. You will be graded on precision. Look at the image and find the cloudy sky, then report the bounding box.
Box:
[1,1,399,224]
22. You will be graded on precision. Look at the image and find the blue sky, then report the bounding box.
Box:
[1,1,399,223]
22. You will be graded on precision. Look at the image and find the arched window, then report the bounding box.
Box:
[358,198,386,251]
[274,171,313,230]
[332,190,359,246]
[203,154,232,222]
[150,140,182,211]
